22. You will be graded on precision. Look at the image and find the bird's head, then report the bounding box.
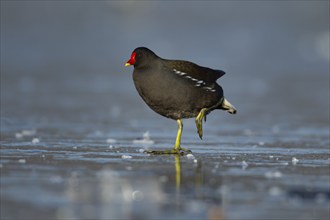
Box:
[125,47,158,68]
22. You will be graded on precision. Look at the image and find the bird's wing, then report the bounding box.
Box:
[165,60,225,83]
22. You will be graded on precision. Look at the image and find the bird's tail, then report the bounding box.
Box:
[221,98,237,114]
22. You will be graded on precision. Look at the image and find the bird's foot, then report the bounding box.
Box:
[195,108,208,140]
[144,147,192,155]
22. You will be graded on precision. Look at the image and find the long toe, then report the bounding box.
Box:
[195,119,203,140]
[144,149,182,155]
[144,147,192,155]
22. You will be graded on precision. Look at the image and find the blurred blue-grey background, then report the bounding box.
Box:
[1,2,329,220]
[1,1,329,129]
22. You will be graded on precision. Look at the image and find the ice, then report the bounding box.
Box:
[159,176,168,182]
[269,186,283,196]
[316,193,328,204]
[258,141,265,146]
[138,148,145,153]
[50,176,63,184]
[132,190,144,201]
[186,154,195,159]
[122,155,132,159]
[16,129,37,139]
[22,129,36,136]
[109,145,115,149]
[132,131,155,145]
[292,157,299,165]
[31,138,40,144]
[143,131,150,139]
[133,139,154,144]
[18,159,26,164]
[87,130,104,138]
[243,129,254,136]
[269,155,274,159]
[241,161,248,170]
[265,171,282,179]
[15,133,23,139]
[106,138,117,144]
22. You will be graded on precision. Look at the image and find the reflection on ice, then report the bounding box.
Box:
[57,168,165,219]
[52,155,225,219]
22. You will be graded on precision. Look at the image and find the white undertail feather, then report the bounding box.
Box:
[222,98,237,114]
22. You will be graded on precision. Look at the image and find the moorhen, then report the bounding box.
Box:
[125,47,236,154]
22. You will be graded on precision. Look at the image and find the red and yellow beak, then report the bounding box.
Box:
[125,52,136,66]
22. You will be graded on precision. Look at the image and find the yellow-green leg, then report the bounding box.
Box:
[195,108,208,140]
[195,98,226,140]
[144,119,191,155]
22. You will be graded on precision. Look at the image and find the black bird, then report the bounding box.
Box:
[125,47,236,154]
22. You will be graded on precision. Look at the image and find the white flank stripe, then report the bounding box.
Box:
[203,87,213,90]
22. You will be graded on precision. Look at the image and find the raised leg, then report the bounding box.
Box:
[144,119,191,155]
[195,97,234,140]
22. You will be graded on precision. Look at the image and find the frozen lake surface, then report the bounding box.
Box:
[1,118,329,219]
